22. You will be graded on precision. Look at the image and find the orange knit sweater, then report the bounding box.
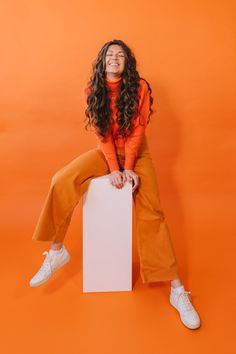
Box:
[84,76,150,171]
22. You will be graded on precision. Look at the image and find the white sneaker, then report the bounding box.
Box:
[29,245,70,287]
[170,285,201,329]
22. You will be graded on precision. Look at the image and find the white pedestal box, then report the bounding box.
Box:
[82,175,132,293]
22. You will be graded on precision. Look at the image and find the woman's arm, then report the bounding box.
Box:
[84,87,120,172]
[93,130,120,172]
[124,80,151,170]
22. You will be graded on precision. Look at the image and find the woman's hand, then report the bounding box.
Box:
[108,170,126,189]
[123,169,139,192]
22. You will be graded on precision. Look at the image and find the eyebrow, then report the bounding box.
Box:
[107,50,124,53]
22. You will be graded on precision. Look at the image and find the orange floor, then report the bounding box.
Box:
[2,202,234,354]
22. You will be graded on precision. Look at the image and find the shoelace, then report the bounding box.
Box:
[176,291,194,311]
[37,251,53,275]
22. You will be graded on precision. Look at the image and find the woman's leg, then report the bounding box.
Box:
[130,140,200,329]
[29,147,110,287]
[132,139,181,283]
[31,147,110,245]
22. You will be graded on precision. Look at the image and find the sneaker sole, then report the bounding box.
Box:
[29,254,71,288]
[170,296,201,329]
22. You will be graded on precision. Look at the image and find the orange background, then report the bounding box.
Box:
[1,0,235,353]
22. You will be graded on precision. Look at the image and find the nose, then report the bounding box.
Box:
[111,54,119,60]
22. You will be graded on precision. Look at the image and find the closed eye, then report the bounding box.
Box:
[106,53,125,57]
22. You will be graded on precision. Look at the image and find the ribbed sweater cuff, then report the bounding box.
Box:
[108,160,120,172]
[124,159,135,170]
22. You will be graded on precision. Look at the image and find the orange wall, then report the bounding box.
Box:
[1,0,235,277]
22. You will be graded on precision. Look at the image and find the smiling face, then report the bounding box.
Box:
[104,44,126,80]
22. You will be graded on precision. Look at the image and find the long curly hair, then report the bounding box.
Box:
[84,39,154,141]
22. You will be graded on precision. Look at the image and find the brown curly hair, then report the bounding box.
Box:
[84,39,154,141]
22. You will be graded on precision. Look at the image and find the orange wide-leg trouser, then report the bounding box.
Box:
[32,137,180,283]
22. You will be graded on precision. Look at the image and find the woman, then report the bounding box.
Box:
[29,39,201,330]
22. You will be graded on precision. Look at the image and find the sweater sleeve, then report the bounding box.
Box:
[84,87,120,172]
[94,130,120,172]
[124,81,150,170]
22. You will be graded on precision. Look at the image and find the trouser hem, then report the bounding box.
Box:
[140,267,180,283]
